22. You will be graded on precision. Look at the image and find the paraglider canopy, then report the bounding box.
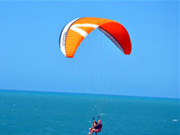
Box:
[59,17,131,58]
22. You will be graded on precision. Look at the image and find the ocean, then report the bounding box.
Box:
[0,90,179,135]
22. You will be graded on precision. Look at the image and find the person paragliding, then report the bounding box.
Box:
[59,17,131,135]
[88,116,103,135]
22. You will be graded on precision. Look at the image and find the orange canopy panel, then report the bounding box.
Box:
[59,17,131,58]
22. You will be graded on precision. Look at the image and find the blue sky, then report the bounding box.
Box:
[0,1,179,99]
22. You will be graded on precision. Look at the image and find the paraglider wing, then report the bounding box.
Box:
[59,17,131,58]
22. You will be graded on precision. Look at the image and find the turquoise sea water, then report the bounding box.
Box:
[0,90,179,135]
